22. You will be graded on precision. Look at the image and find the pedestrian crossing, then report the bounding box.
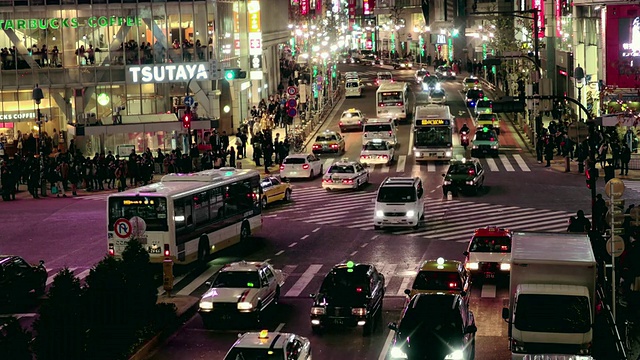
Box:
[622,180,640,196]
[269,187,577,243]
[45,266,92,288]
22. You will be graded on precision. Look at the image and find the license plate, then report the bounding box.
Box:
[485,272,495,279]
[332,318,344,325]
[222,314,232,320]
[148,248,161,254]
[430,153,436,156]
[323,145,328,150]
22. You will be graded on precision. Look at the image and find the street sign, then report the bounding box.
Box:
[287,108,298,118]
[287,86,297,97]
[183,96,195,107]
[605,178,625,199]
[606,211,625,227]
[606,199,625,207]
[287,99,297,109]
[606,235,626,257]
[114,218,132,239]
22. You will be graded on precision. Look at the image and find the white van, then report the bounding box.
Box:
[345,79,362,97]
[362,118,397,146]
[375,72,393,86]
[373,177,425,229]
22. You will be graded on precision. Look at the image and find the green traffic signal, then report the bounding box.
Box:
[482,127,489,132]
[225,70,235,80]
[223,68,247,80]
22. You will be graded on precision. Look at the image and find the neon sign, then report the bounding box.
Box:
[532,0,545,38]
[126,63,209,84]
[364,0,371,15]
[555,0,561,37]
[300,0,309,15]
[0,16,141,30]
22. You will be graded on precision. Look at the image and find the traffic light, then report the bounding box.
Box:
[224,68,247,80]
[586,166,598,189]
[182,112,191,129]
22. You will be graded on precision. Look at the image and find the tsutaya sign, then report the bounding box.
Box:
[0,16,141,30]
[126,63,210,84]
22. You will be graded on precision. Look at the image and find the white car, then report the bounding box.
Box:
[345,71,359,80]
[223,330,312,360]
[322,159,369,190]
[198,261,285,327]
[360,140,395,166]
[280,153,324,180]
[339,108,366,132]
[464,226,512,278]
[415,69,429,83]
[428,89,447,104]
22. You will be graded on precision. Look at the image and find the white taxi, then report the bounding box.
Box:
[360,139,395,166]
[322,159,369,191]
[339,108,366,132]
[280,153,323,180]
[464,226,512,279]
[223,330,312,360]
[198,260,285,327]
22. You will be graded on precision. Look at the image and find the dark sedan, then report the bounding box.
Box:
[0,255,47,304]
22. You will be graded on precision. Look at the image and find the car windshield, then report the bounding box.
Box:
[211,271,261,288]
[478,114,495,121]
[365,124,392,132]
[342,112,360,118]
[413,271,462,291]
[377,186,416,202]
[414,127,452,147]
[431,91,445,98]
[470,236,511,252]
[378,92,402,104]
[423,77,438,85]
[363,142,389,151]
[316,135,337,142]
[448,163,475,175]
[465,78,478,84]
[346,82,359,88]
[108,196,168,232]
[224,348,285,360]
[477,100,492,108]
[320,270,369,296]
[475,131,497,141]
[284,157,306,164]
[467,90,483,99]
[400,304,463,337]
[378,74,392,80]
[514,294,591,333]
[329,165,355,174]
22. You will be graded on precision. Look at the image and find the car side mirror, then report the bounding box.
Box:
[309,293,316,298]
[502,307,509,320]
[205,281,211,286]
[404,289,411,296]
[463,251,469,256]
[39,260,45,266]
[441,173,446,177]
[388,322,398,331]
[464,324,478,334]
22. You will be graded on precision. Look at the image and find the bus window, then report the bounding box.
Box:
[108,197,168,232]
[224,181,253,215]
[174,198,193,243]
[208,187,224,219]
[193,191,210,226]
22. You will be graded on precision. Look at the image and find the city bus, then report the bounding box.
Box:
[412,104,454,161]
[376,82,409,122]
[107,168,262,264]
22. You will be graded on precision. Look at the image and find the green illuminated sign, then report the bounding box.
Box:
[0,16,142,31]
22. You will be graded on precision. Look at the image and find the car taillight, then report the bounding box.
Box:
[388,131,393,135]
[280,164,285,171]
[501,245,509,251]
[323,179,333,183]
[490,137,495,141]
[357,121,361,124]
[378,155,388,159]
[397,102,403,106]
[164,244,170,257]
[302,164,310,170]
[313,144,321,149]
[330,144,339,149]
[468,169,476,175]
[378,102,384,107]
[342,179,354,184]
[339,122,343,126]
[108,244,114,256]
[360,155,368,159]
[448,282,458,289]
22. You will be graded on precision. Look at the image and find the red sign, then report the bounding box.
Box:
[555,0,561,37]
[250,38,261,50]
[605,5,640,89]
[532,0,545,38]
[348,0,356,17]
[365,40,373,49]
[234,39,240,50]
[300,0,309,15]
[114,218,132,239]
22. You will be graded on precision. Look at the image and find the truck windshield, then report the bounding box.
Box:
[514,294,591,333]
[415,127,452,147]
[470,236,511,252]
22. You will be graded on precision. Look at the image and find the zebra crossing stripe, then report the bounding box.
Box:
[381,164,391,173]
[485,158,499,171]
[427,162,436,172]
[499,154,515,171]
[285,264,323,297]
[396,155,407,173]
[512,154,531,172]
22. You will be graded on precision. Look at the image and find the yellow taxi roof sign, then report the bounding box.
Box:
[259,330,269,339]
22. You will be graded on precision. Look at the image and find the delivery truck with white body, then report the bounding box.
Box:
[502,232,597,359]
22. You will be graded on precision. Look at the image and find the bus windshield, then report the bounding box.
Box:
[378,92,403,104]
[108,196,168,232]
[415,127,452,147]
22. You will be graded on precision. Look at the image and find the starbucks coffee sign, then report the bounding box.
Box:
[0,16,141,30]
[0,112,36,121]
[126,63,210,84]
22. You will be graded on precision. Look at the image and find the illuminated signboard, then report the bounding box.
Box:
[363,0,371,15]
[532,0,545,38]
[605,5,640,88]
[249,32,262,56]
[0,112,36,120]
[418,119,450,125]
[436,34,447,44]
[0,16,141,30]
[248,1,261,32]
[126,63,209,84]
[123,199,155,206]
[300,0,309,15]
[620,16,640,57]
[555,0,561,37]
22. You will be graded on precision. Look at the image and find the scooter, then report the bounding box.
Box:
[460,131,470,150]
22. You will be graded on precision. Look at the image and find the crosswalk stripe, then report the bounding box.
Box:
[285,264,323,297]
[381,164,390,173]
[177,264,222,296]
[411,164,421,175]
[323,158,334,172]
[396,155,407,173]
[499,154,515,171]
[407,132,414,156]
[76,269,92,281]
[486,158,499,171]
[427,162,436,172]
[513,154,531,172]
[481,284,496,298]
[397,277,412,296]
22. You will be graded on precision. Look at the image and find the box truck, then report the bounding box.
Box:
[502,232,597,359]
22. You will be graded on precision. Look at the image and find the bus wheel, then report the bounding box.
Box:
[198,235,210,264]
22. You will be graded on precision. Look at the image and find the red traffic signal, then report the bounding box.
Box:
[182,113,191,128]
[586,167,598,189]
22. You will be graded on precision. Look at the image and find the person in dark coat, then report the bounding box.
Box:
[621,143,631,176]
[229,147,236,168]
[544,139,555,167]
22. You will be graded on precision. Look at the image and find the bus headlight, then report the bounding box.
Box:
[199,301,213,310]
[445,349,464,359]
[472,145,479,149]
[311,307,326,315]
[237,302,254,310]
[406,210,415,218]
[492,145,499,149]
[376,210,384,218]
[390,347,408,359]
[500,263,511,271]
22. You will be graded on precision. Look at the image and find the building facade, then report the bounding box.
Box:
[0,0,289,156]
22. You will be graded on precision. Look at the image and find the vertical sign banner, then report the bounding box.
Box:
[605,5,640,88]
[555,0,562,37]
[300,0,309,15]
[533,0,545,38]
[348,0,356,23]
[248,0,262,60]
[363,0,371,15]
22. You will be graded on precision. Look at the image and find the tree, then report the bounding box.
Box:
[0,317,33,360]
[32,268,86,360]
[121,238,158,330]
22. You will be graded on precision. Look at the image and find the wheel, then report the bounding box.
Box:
[309,170,314,179]
[284,189,292,201]
[261,196,268,209]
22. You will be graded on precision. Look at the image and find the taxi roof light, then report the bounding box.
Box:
[436,257,445,265]
[347,260,355,268]
[259,330,269,339]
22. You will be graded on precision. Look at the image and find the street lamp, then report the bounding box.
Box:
[574,64,585,122]
[32,84,44,156]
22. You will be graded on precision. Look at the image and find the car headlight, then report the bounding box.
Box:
[311,306,326,315]
[199,301,213,310]
[237,302,253,310]
[406,210,415,218]
[500,263,511,271]
[472,145,479,149]
[451,72,456,76]
[445,151,452,157]
[445,349,464,359]
[390,347,408,359]
[466,262,479,270]
[376,210,384,218]
[466,180,474,185]
[443,180,452,185]
[414,151,422,157]
[408,63,412,67]
[422,84,428,91]
[435,83,442,91]
[352,308,368,316]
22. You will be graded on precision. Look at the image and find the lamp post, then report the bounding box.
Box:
[32,84,45,196]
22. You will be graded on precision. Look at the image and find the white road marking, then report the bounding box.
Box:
[381,164,390,173]
[397,277,412,296]
[372,235,379,240]
[275,250,285,256]
[513,154,531,171]
[407,131,414,155]
[177,264,222,296]
[361,243,369,248]
[301,235,309,240]
[378,330,395,360]
[481,284,497,298]
[312,227,321,232]
[46,267,78,286]
[499,154,515,171]
[396,155,407,173]
[288,242,298,248]
[275,323,286,333]
[323,158,334,171]
[350,250,358,256]
[76,269,91,281]
[158,273,188,295]
[486,158,499,171]
[285,264,323,297]
[427,162,436,172]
